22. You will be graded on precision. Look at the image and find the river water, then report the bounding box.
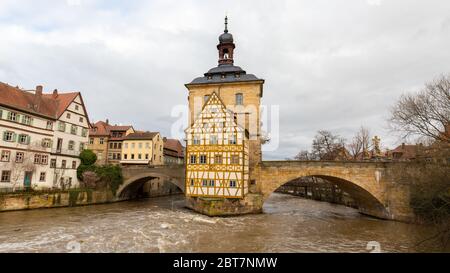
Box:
[0,193,443,253]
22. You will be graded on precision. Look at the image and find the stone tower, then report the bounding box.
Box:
[185,17,265,188]
[184,17,265,215]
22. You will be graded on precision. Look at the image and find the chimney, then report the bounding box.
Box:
[106,119,109,125]
[52,89,58,99]
[401,143,405,150]
[36,85,43,96]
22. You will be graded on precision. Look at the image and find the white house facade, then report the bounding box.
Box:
[0,83,90,190]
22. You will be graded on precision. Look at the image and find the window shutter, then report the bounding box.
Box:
[0,109,3,119]
[16,114,21,122]
[12,133,17,142]
[26,135,30,144]
[2,131,6,141]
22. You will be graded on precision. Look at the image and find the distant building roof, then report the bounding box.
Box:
[388,144,419,161]
[163,138,184,158]
[89,120,133,138]
[124,132,159,141]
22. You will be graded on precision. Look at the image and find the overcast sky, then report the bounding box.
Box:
[0,0,449,159]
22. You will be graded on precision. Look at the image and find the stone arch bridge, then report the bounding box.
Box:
[118,165,185,199]
[119,161,414,221]
[256,161,413,221]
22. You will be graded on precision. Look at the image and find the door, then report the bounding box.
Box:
[24,172,32,188]
[56,138,63,153]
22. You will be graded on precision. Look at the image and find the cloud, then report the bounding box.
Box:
[0,0,449,159]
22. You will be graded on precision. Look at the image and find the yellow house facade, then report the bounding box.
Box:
[120,132,164,166]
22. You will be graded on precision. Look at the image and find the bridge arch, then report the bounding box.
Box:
[259,161,393,219]
[118,172,185,199]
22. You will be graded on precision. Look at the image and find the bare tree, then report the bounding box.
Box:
[294,150,314,161]
[389,74,450,143]
[9,142,39,191]
[311,130,346,160]
[347,126,371,160]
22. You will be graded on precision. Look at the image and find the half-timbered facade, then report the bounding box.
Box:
[186,92,249,198]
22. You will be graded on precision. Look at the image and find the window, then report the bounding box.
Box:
[124,154,128,160]
[208,180,215,187]
[117,153,121,160]
[190,179,194,186]
[210,135,218,145]
[79,143,85,151]
[18,134,30,145]
[71,125,77,135]
[131,154,135,159]
[1,171,11,183]
[75,105,79,111]
[99,138,104,144]
[41,155,48,165]
[66,113,71,119]
[202,179,208,187]
[72,161,76,169]
[146,142,150,148]
[3,131,15,142]
[7,111,18,122]
[1,151,11,162]
[15,152,24,163]
[22,115,33,125]
[34,154,41,164]
[214,154,223,164]
[231,155,240,164]
[68,141,75,150]
[229,135,237,145]
[79,117,84,123]
[131,143,135,149]
[46,121,53,130]
[58,122,66,132]
[109,142,114,149]
[42,138,52,148]
[193,136,200,145]
[229,180,237,188]
[97,152,103,160]
[108,153,113,160]
[145,154,149,160]
[50,159,57,168]
[190,155,197,164]
[236,93,243,105]
[89,138,94,145]
[39,172,46,182]
[138,154,142,160]
[81,128,87,137]
[204,95,210,103]
[124,143,128,149]
[61,160,67,169]
[118,143,122,149]
[139,143,143,149]
[200,155,207,164]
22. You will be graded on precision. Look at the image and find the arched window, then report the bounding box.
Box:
[235,93,243,105]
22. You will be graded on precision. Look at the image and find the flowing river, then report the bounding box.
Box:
[0,193,443,253]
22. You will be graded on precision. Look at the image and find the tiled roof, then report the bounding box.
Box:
[164,138,184,158]
[124,132,158,140]
[0,82,80,119]
[89,120,133,137]
[388,144,418,160]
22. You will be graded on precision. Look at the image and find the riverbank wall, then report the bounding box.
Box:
[0,189,117,212]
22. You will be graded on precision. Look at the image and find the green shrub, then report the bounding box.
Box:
[79,149,97,166]
[95,165,124,196]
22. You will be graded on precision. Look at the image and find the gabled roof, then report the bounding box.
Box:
[186,92,245,135]
[0,82,88,122]
[389,144,419,160]
[89,120,133,137]
[124,132,159,141]
[164,138,184,158]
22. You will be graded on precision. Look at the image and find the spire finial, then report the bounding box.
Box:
[224,16,228,33]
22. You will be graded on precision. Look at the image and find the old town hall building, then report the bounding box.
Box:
[185,18,265,200]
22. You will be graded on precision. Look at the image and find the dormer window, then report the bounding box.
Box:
[236,93,243,105]
[207,75,212,80]
[221,74,226,79]
[235,73,240,78]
